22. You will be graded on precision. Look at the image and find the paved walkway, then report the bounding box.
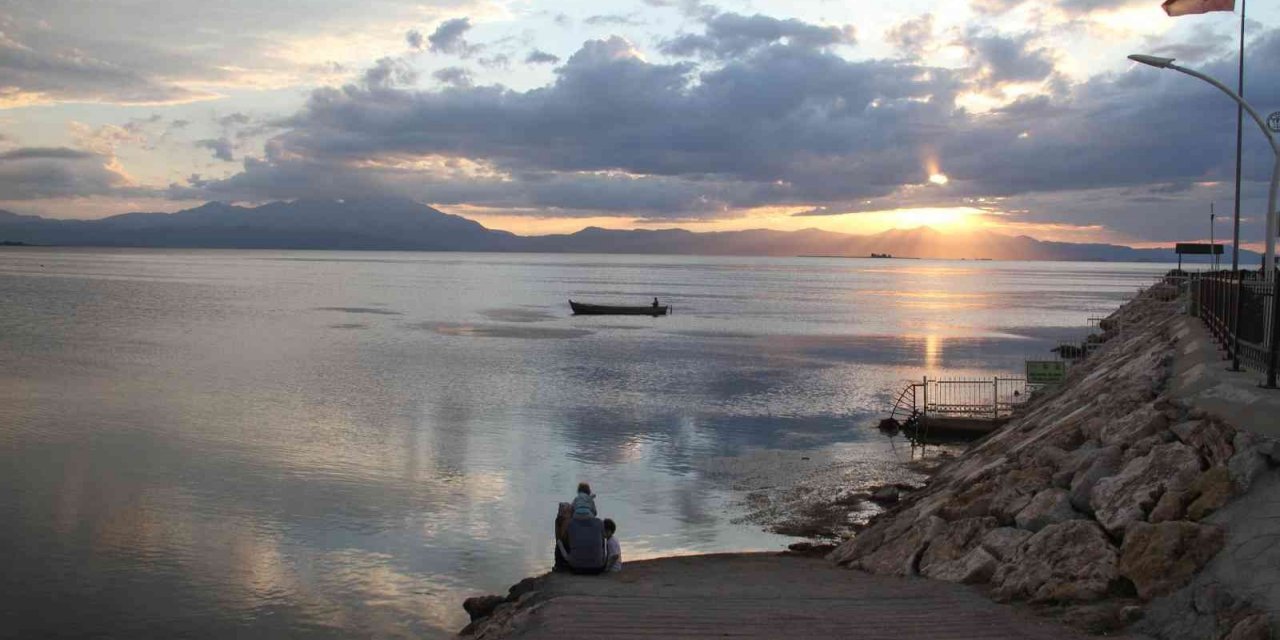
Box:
[1170,316,1280,438]
[477,554,1134,639]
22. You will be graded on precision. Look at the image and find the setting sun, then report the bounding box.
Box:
[928,173,950,186]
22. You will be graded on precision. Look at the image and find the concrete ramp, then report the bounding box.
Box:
[469,554,1136,639]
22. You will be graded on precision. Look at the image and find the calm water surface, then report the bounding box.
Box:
[0,249,1169,637]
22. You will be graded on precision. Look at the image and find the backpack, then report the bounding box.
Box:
[565,516,607,573]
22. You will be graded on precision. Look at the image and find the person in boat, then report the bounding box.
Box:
[652,297,659,309]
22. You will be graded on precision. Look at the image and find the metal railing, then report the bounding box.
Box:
[889,376,1030,422]
[1188,271,1280,388]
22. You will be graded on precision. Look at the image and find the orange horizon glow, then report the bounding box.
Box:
[458,204,1121,244]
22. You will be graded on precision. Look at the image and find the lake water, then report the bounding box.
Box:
[0,249,1170,638]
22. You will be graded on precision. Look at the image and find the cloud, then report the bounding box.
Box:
[69,122,147,155]
[432,66,473,86]
[362,57,418,89]
[886,14,934,57]
[406,29,425,51]
[660,12,857,58]
[196,138,236,162]
[525,50,561,65]
[0,0,490,105]
[428,17,480,57]
[171,18,1280,244]
[584,14,646,27]
[0,147,97,161]
[960,29,1057,87]
[0,147,132,199]
[0,29,216,106]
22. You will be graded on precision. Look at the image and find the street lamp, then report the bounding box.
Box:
[1128,54,1280,278]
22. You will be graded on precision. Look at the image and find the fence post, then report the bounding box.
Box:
[993,377,999,420]
[1231,272,1242,370]
[922,376,928,418]
[1267,274,1279,389]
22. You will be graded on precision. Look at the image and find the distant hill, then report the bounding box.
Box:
[0,198,1257,263]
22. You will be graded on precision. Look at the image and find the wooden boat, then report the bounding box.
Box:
[569,300,670,316]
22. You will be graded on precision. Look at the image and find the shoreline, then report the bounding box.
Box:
[459,552,1118,639]
[462,281,1280,639]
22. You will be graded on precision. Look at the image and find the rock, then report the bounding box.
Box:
[1229,431,1268,493]
[1062,602,1144,634]
[1091,442,1203,537]
[1123,433,1166,463]
[1224,613,1272,640]
[1186,465,1234,521]
[1117,521,1225,601]
[869,486,900,505]
[464,594,507,622]
[788,541,836,556]
[988,466,1055,524]
[855,515,947,576]
[992,520,1121,603]
[828,524,885,566]
[1121,605,1145,624]
[1171,419,1236,467]
[923,546,1000,584]
[980,527,1032,563]
[919,517,996,574]
[1148,489,1188,523]
[1257,438,1280,465]
[1099,404,1168,448]
[1014,488,1081,532]
[1069,445,1123,513]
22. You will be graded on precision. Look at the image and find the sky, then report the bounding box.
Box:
[1,0,1278,247]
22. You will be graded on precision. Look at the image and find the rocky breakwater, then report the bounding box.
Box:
[830,282,1279,638]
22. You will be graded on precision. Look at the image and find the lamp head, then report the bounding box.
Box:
[1128,54,1176,69]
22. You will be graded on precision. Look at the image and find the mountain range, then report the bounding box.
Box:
[0,197,1254,263]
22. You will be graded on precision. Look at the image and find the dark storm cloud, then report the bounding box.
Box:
[525,50,561,65]
[660,12,856,58]
[0,147,127,199]
[428,18,480,57]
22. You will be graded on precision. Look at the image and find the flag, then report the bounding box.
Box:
[1162,0,1235,16]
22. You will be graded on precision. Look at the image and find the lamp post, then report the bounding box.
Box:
[1127,54,1279,278]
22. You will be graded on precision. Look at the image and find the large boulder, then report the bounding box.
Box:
[1015,488,1082,532]
[1186,465,1234,521]
[1118,521,1225,600]
[919,517,997,582]
[988,466,1055,524]
[1069,445,1123,513]
[1099,403,1168,448]
[855,515,947,576]
[992,520,1121,603]
[1170,419,1235,467]
[1228,431,1269,493]
[980,527,1033,563]
[1091,442,1203,537]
